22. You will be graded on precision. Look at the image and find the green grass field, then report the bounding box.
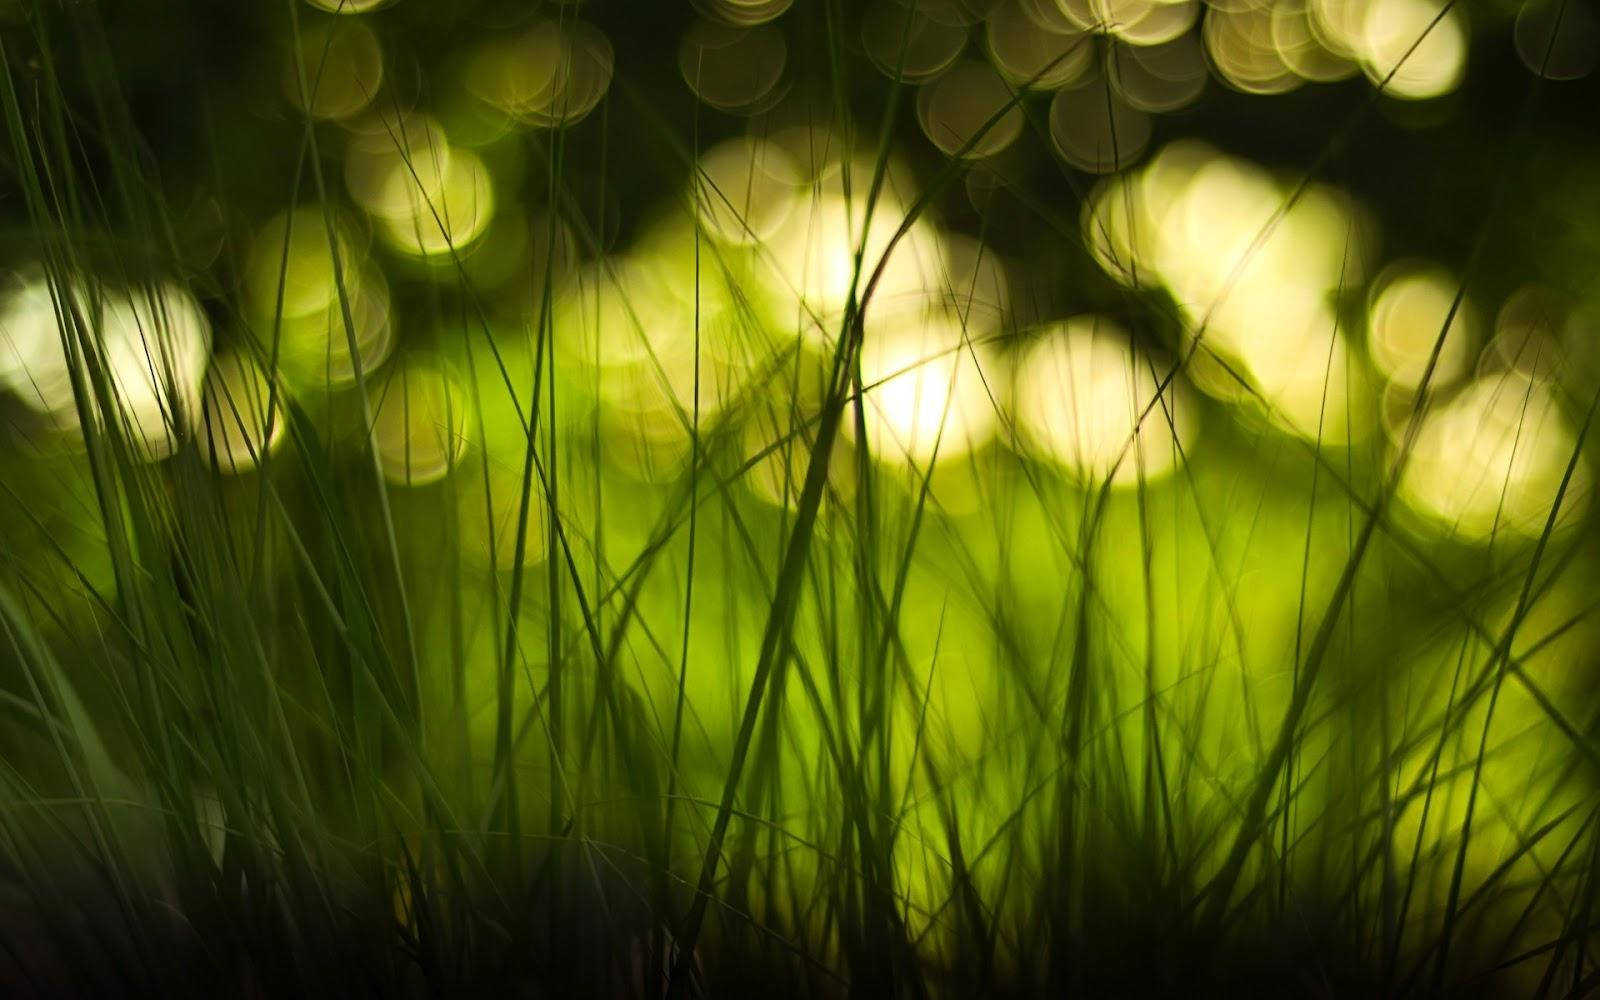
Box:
[1,0,1599,995]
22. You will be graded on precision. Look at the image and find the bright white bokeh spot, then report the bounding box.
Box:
[1079,142,1378,443]
[1,269,77,397]
[1360,0,1468,99]
[1399,372,1589,540]
[691,137,803,246]
[1013,316,1195,485]
[1366,263,1476,391]
[1232,290,1371,442]
[2,278,211,458]
[763,186,948,345]
[849,311,1001,467]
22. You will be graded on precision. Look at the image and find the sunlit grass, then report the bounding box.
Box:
[0,1,1596,997]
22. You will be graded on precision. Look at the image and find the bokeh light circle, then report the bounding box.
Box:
[1398,371,1589,540]
[283,19,383,121]
[1366,262,1476,392]
[1013,315,1195,485]
[1107,36,1208,113]
[1515,0,1600,80]
[680,18,788,112]
[1048,75,1153,174]
[692,137,803,246]
[863,0,970,83]
[916,60,1025,159]
[368,360,471,487]
[1359,0,1468,100]
[850,311,1001,467]
[201,350,285,474]
[983,0,1095,90]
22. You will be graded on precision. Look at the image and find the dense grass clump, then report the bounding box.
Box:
[1,0,1599,996]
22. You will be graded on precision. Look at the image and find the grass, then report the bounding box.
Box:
[0,0,1598,996]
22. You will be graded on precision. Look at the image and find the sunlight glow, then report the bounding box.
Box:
[1398,371,1589,540]
[2,278,211,458]
[1359,0,1467,100]
[691,138,803,247]
[763,186,948,344]
[849,311,1000,467]
[1082,141,1376,442]
[1012,315,1194,485]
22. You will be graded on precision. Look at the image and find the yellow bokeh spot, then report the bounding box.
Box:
[1366,263,1476,391]
[690,137,803,247]
[1013,315,1195,484]
[1399,371,1589,540]
[984,2,1093,91]
[200,351,285,475]
[377,147,495,258]
[1359,0,1468,100]
[679,19,788,112]
[1080,141,1378,444]
[848,310,1000,468]
[368,360,471,487]
[763,187,948,344]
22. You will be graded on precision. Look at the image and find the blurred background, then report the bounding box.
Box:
[1,0,1599,996]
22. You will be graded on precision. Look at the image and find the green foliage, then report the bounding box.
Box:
[1,1,1598,997]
